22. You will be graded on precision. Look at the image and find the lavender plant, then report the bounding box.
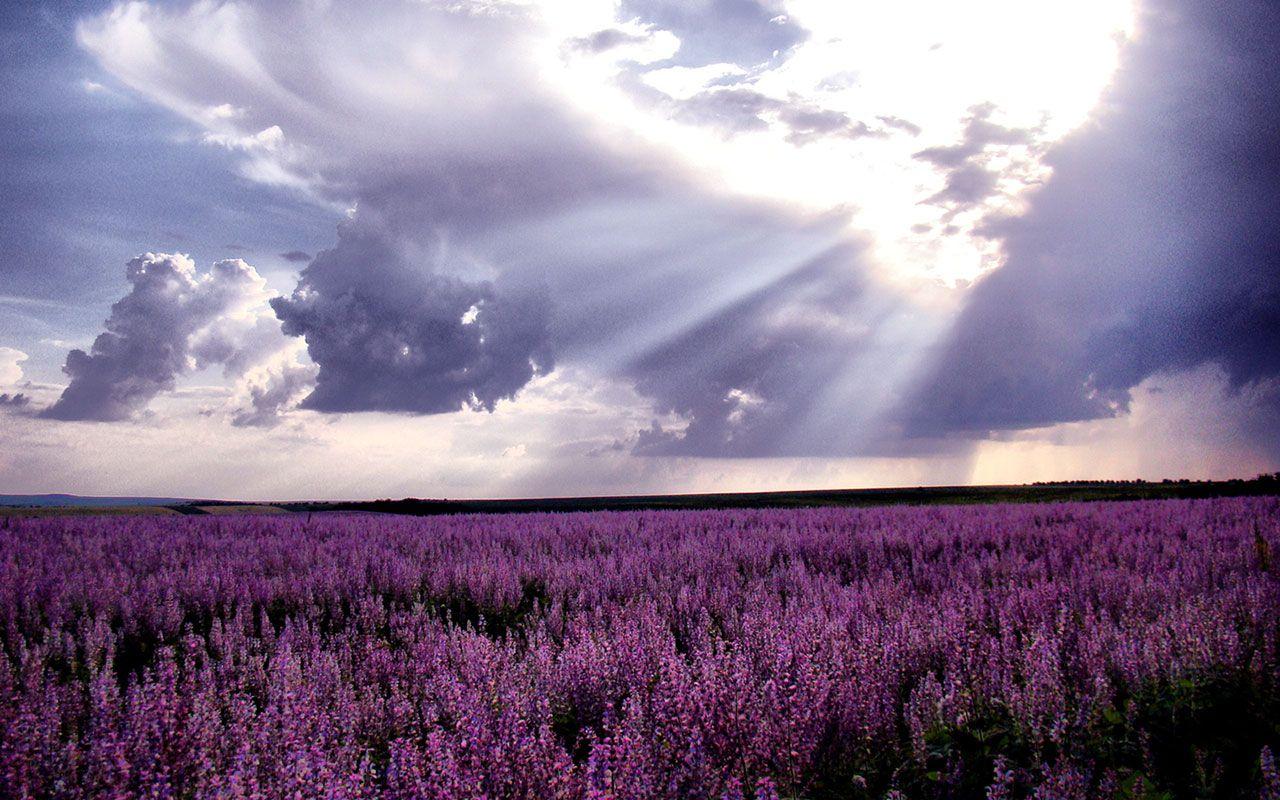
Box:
[1,498,1277,798]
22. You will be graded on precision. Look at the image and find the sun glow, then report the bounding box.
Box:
[540,0,1136,287]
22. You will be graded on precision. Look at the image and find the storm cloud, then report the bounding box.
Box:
[906,0,1280,449]
[271,214,554,414]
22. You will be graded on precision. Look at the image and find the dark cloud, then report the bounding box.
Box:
[778,105,879,146]
[905,0,1280,450]
[271,213,554,414]
[42,253,273,421]
[279,250,311,263]
[0,392,30,408]
[924,161,1000,207]
[567,28,651,55]
[672,86,881,144]
[913,103,1030,168]
[912,103,1031,214]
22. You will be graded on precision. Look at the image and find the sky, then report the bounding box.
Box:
[1,0,1277,500]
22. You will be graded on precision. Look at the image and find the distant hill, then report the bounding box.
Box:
[0,493,204,508]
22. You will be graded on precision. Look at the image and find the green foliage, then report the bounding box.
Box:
[806,671,1279,799]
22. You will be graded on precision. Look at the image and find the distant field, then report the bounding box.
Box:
[287,475,1280,516]
[3,475,1278,518]
[0,504,183,518]
[194,504,289,515]
[2,497,1277,798]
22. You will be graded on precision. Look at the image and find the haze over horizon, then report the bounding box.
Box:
[2,0,1278,501]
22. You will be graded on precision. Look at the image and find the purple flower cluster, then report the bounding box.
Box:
[1,498,1277,798]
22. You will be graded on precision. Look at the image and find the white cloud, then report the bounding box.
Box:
[204,102,243,120]
[227,341,318,428]
[0,347,28,385]
[968,366,1280,483]
[640,63,748,99]
[597,0,1137,285]
[43,253,296,421]
[202,124,283,152]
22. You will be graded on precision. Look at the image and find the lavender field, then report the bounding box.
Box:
[2,498,1278,799]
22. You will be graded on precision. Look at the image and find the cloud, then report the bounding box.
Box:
[67,0,1166,469]
[75,0,664,210]
[22,0,1265,498]
[569,27,651,54]
[75,0,649,416]
[632,57,890,146]
[673,86,778,133]
[665,84,884,144]
[229,345,318,428]
[0,393,30,409]
[77,0,876,426]
[271,213,554,414]
[42,253,284,421]
[923,161,1000,208]
[905,0,1280,456]
[0,347,27,385]
[279,250,312,263]
[778,105,879,145]
[966,365,1280,482]
[877,115,922,137]
[564,22,678,64]
[0,365,974,501]
[619,0,805,67]
[202,125,284,153]
[912,102,1032,214]
[190,310,292,379]
[912,103,1031,168]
